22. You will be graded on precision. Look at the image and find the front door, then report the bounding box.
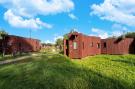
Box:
[72,41,79,58]
[66,40,69,56]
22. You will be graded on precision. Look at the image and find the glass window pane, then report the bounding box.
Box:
[73,42,77,49]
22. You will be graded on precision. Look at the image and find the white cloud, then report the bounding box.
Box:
[0,0,74,17]
[90,23,129,39]
[112,23,127,31]
[0,0,74,29]
[91,28,109,39]
[68,13,78,20]
[44,40,54,44]
[111,24,128,36]
[91,0,135,26]
[4,10,52,29]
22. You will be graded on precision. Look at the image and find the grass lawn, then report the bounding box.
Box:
[0,53,135,89]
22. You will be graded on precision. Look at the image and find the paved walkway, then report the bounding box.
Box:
[0,53,39,65]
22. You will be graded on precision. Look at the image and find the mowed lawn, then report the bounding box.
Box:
[0,53,135,89]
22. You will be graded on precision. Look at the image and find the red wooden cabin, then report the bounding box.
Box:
[0,35,41,54]
[101,38,135,55]
[64,32,135,59]
[64,32,101,59]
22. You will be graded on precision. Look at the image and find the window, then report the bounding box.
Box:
[90,42,93,47]
[97,43,100,49]
[73,42,77,49]
[103,42,107,48]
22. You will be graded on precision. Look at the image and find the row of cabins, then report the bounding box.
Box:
[0,35,41,55]
[64,32,135,59]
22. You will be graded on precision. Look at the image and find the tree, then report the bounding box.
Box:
[63,29,77,40]
[0,30,8,39]
[117,32,135,40]
[63,34,69,40]
[55,38,63,52]
[55,29,78,53]
[125,32,135,38]
[0,29,8,57]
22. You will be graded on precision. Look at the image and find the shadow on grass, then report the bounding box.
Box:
[0,53,134,89]
[112,60,135,66]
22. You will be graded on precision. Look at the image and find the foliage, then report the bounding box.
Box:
[125,32,135,38]
[0,29,8,56]
[0,53,135,89]
[63,29,78,40]
[63,34,69,40]
[117,32,135,40]
[112,32,135,43]
[55,38,63,46]
[0,29,8,39]
[41,43,56,53]
[55,38,63,52]
[42,43,54,46]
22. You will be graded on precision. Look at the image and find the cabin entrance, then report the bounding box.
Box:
[65,40,69,56]
[69,34,79,59]
[129,39,135,54]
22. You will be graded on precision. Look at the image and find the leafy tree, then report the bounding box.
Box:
[0,29,8,57]
[55,38,63,52]
[63,29,77,40]
[63,34,69,40]
[113,32,135,43]
[117,32,135,40]
[0,30,8,40]
[125,32,135,38]
[55,29,78,53]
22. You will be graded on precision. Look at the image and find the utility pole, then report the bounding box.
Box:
[29,29,31,39]
[29,29,32,52]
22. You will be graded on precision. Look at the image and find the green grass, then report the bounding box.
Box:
[0,53,135,89]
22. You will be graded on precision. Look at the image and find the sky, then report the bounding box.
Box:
[0,0,135,43]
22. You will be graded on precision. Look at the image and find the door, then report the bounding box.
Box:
[66,40,69,56]
[72,41,79,58]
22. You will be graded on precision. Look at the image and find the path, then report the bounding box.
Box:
[0,53,39,65]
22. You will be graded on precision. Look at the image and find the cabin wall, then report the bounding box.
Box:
[0,35,41,54]
[101,38,135,54]
[81,35,101,58]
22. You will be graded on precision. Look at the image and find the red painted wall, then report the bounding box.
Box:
[101,38,135,55]
[0,35,41,54]
[81,35,101,58]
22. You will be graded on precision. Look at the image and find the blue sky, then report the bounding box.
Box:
[0,0,135,43]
